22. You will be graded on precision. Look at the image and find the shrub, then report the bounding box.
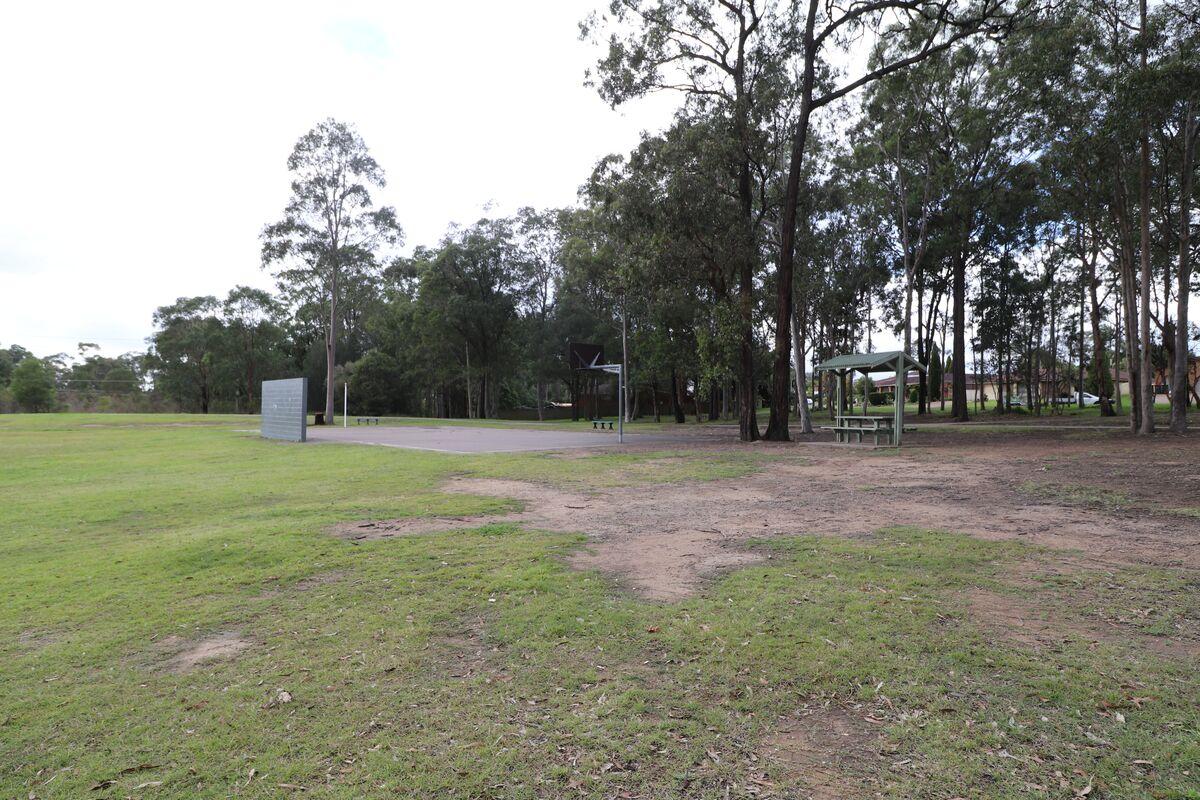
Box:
[10,358,55,412]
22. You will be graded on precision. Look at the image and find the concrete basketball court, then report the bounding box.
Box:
[305,424,683,454]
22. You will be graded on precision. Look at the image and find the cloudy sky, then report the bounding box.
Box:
[0,1,678,359]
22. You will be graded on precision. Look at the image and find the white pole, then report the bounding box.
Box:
[618,365,624,444]
[343,382,348,428]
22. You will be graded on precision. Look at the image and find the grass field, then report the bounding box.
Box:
[1,414,1197,799]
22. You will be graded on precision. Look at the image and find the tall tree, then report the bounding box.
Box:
[765,0,1024,438]
[262,119,402,424]
[148,296,224,413]
[221,286,286,412]
[10,357,55,412]
[583,0,791,440]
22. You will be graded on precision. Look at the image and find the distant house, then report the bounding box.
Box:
[1150,355,1200,404]
[874,371,1002,404]
[1101,356,1199,406]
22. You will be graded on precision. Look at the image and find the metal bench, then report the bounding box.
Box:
[356,416,380,425]
[591,419,614,430]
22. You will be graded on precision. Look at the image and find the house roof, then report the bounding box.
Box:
[814,351,926,375]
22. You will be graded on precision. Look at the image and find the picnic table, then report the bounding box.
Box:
[825,415,896,445]
[813,351,927,447]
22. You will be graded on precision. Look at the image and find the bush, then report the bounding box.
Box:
[348,350,403,416]
[10,358,55,412]
[908,387,918,403]
[868,391,891,406]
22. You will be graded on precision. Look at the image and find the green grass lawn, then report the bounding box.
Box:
[1,414,1196,798]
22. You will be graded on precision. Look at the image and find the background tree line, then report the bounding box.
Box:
[6,0,1198,436]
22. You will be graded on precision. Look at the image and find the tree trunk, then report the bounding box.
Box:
[951,236,969,422]
[1115,166,1143,431]
[765,33,817,441]
[1137,0,1155,434]
[1078,279,1086,409]
[1086,246,1115,416]
[1113,292,1124,413]
[323,269,338,425]
[917,285,928,415]
[671,370,685,424]
[791,309,813,434]
[1170,102,1196,434]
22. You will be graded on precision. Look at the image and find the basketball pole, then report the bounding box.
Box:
[617,363,624,444]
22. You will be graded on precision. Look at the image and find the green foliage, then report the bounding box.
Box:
[347,349,403,415]
[9,358,55,411]
[261,118,403,416]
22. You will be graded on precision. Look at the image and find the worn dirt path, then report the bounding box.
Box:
[334,431,1200,600]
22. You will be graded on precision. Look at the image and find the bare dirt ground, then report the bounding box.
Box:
[153,631,252,673]
[334,425,1200,600]
[763,703,886,800]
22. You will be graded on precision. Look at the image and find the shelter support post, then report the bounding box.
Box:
[894,354,903,446]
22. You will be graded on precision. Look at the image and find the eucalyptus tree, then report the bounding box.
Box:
[411,218,523,419]
[576,123,730,422]
[220,286,286,412]
[148,296,224,413]
[764,0,1031,437]
[261,118,402,424]
[1039,10,1120,417]
[514,207,567,420]
[1151,3,1199,433]
[583,0,793,440]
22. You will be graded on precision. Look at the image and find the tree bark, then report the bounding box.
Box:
[323,264,338,425]
[765,6,818,442]
[1137,0,1155,434]
[951,233,969,421]
[671,370,685,424]
[791,307,813,434]
[1170,103,1196,433]
[1085,238,1115,416]
[1115,163,1143,431]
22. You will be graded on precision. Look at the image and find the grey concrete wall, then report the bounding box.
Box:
[261,378,308,442]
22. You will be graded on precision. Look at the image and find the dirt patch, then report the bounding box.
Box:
[17,629,60,652]
[447,478,770,601]
[763,705,884,799]
[962,587,1200,659]
[331,431,1200,603]
[330,514,524,540]
[155,631,252,673]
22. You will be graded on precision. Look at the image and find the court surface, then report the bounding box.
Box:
[305,424,684,454]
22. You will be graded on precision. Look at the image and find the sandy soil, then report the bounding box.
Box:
[154,631,252,673]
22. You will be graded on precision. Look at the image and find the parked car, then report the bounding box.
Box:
[1053,392,1105,407]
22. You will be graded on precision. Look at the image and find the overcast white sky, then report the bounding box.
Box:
[0,1,679,359]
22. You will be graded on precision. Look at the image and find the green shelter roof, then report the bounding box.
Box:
[813,350,927,374]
